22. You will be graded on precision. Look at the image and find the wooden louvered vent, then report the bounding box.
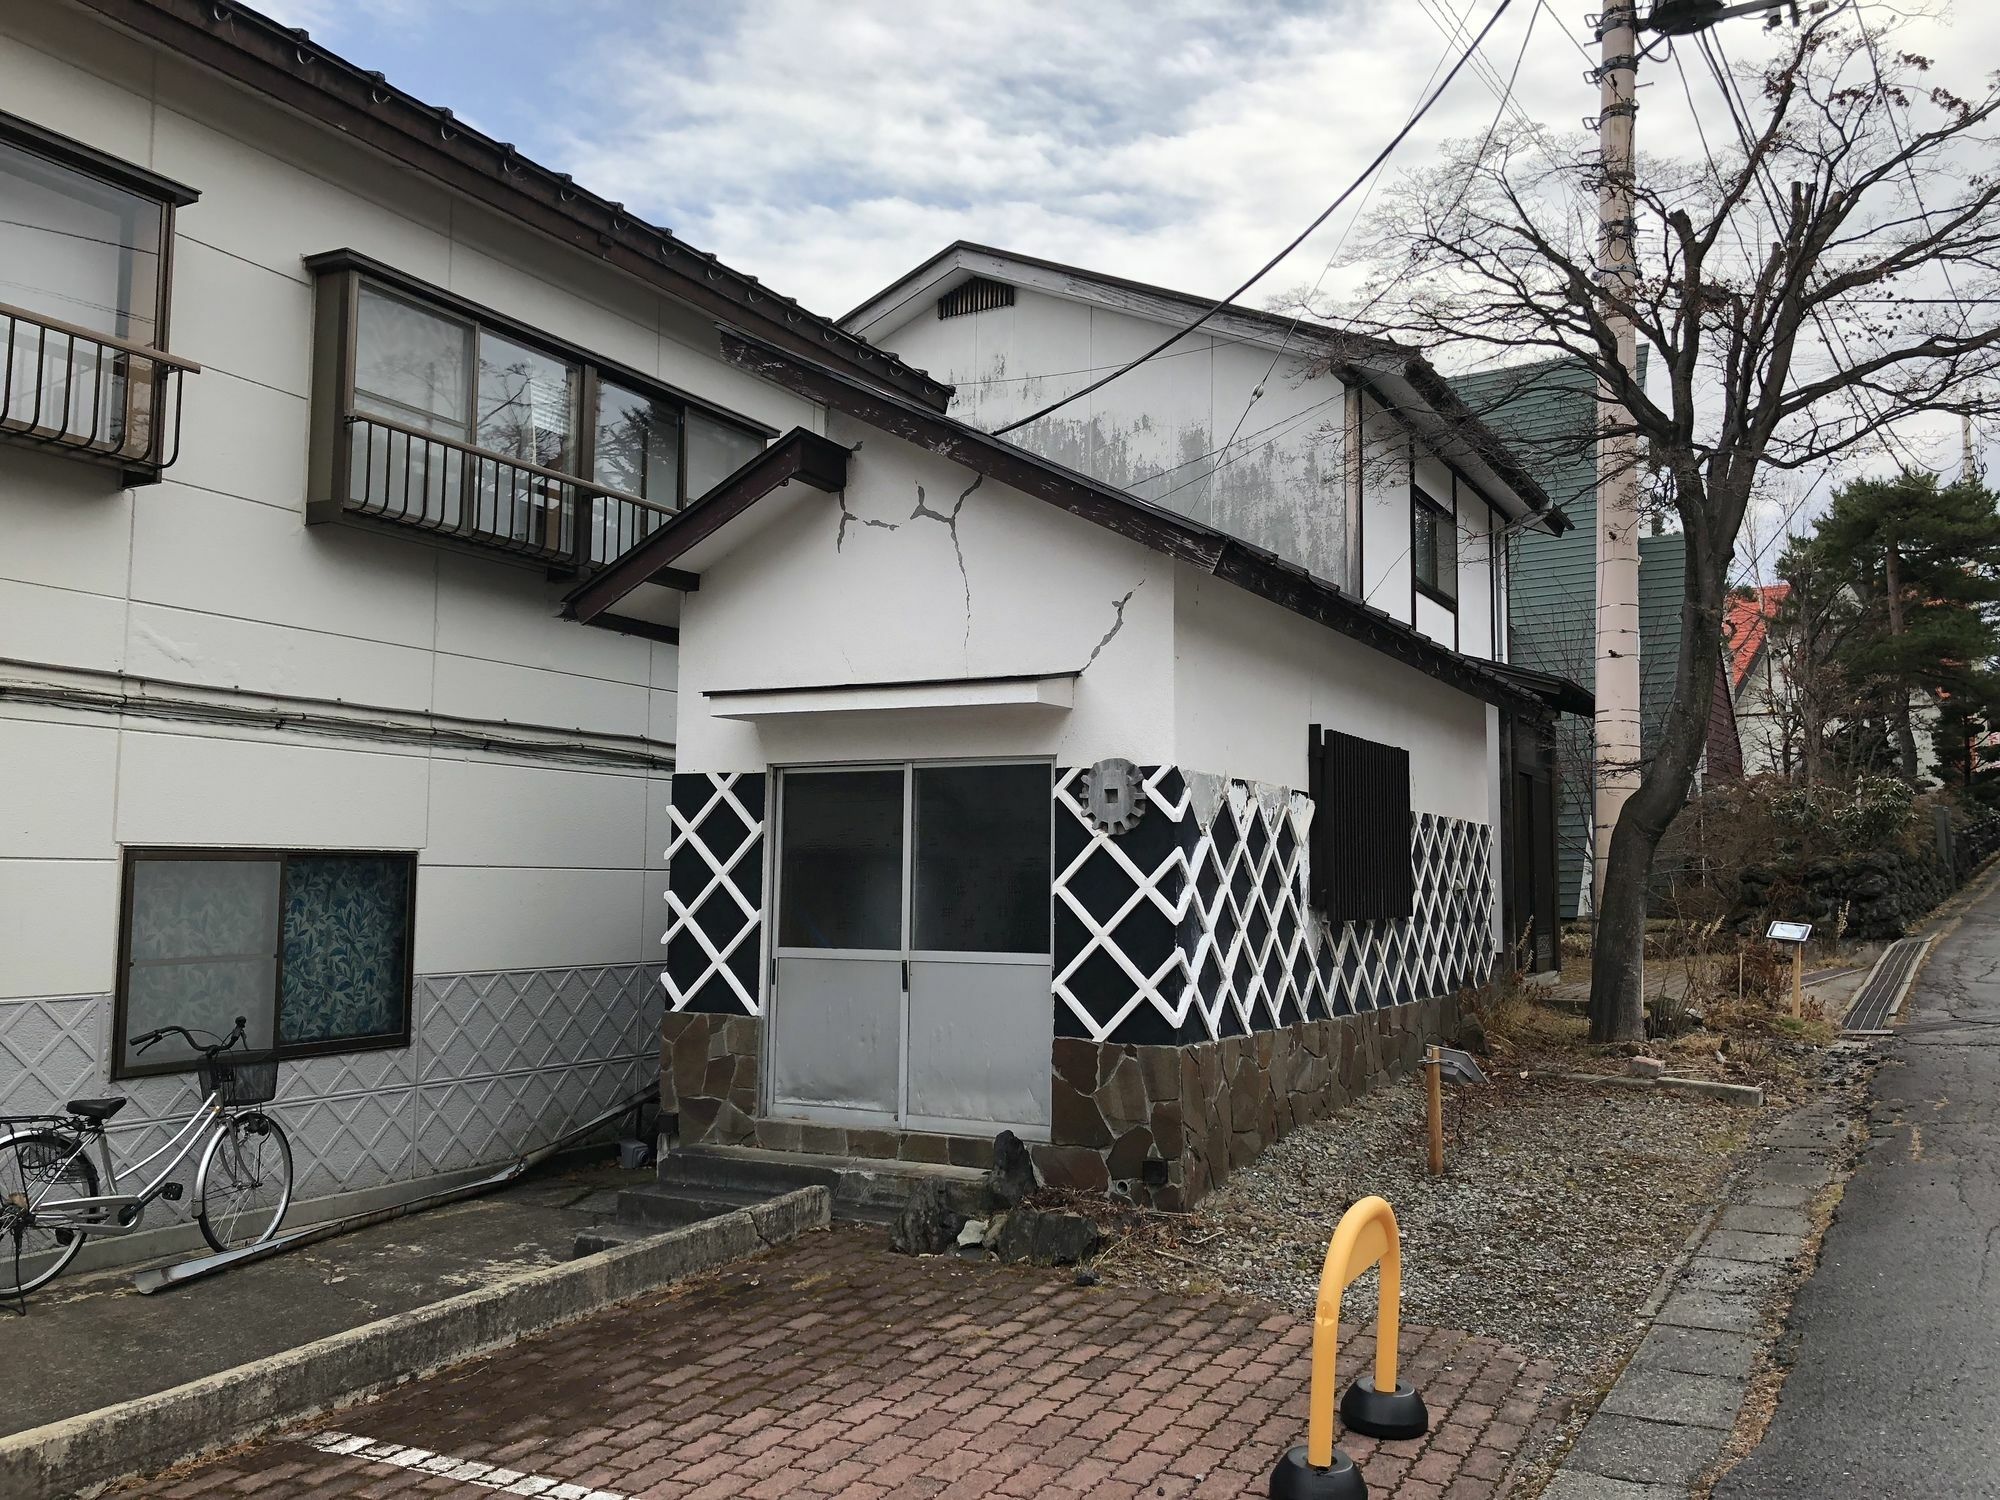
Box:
[937,276,1016,319]
[1308,725,1414,922]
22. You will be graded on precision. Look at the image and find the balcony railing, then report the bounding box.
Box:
[0,299,196,478]
[342,411,674,570]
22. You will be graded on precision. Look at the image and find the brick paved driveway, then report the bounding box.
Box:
[121,1225,1552,1500]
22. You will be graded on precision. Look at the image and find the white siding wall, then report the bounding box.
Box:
[0,7,816,1242]
[1170,567,1492,825]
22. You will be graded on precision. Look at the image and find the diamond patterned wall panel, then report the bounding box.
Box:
[0,961,661,1215]
[663,772,766,1015]
[0,995,104,1118]
[1054,766,1494,1045]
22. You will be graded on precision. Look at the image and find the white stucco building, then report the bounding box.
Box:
[574,250,1583,1206]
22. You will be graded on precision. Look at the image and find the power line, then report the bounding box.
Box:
[991,0,1519,438]
[1161,0,1542,521]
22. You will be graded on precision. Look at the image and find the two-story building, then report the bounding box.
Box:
[0,0,951,1271]
[574,244,1584,1206]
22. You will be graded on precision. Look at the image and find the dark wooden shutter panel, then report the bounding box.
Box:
[1312,728,1413,923]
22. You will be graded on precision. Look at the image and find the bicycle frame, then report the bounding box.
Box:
[2,1090,226,1237]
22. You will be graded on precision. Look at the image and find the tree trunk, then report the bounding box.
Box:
[1589,514,1733,1043]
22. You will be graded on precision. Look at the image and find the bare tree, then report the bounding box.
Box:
[1348,8,2000,1040]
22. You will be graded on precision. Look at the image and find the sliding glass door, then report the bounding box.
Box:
[769,762,1052,1139]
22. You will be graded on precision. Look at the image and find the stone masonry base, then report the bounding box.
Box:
[1036,996,1463,1211]
[662,996,1463,1209]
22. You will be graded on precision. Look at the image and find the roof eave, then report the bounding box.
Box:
[77,0,954,412]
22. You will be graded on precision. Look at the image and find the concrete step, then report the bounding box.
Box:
[655,1144,992,1226]
[614,1183,769,1230]
[569,1221,663,1259]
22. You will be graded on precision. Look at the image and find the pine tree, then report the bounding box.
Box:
[1803,471,2000,787]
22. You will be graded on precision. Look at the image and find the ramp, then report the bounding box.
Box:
[1841,935,1933,1033]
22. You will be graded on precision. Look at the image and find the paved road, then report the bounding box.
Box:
[1717,881,2000,1500]
[114,1226,1553,1499]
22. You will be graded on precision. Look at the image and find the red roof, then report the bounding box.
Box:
[1724,584,1789,693]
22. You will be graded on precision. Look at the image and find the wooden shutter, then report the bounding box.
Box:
[1310,728,1414,922]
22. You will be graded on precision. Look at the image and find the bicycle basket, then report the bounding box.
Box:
[198,1051,279,1107]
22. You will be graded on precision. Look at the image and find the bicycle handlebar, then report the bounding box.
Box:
[131,1017,249,1057]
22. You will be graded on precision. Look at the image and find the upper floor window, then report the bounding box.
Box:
[0,111,198,480]
[1412,487,1457,607]
[308,250,770,569]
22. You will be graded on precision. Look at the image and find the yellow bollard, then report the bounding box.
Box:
[1269,1196,1430,1499]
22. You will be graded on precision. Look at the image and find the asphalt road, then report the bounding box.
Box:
[1717,880,2000,1500]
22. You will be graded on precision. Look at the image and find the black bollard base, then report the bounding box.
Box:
[1339,1377,1430,1441]
[1268,1444,1366,1499]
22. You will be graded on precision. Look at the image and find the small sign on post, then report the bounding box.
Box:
[1766,920,1813,1018]
[1421,1045,1486,1176]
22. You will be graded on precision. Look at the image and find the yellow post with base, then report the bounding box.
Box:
[1268,1196,1430,1499]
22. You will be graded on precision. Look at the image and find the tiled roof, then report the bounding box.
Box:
[1725,584,1790,693]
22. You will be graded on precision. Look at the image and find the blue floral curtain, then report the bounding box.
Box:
[278,855,411,1046]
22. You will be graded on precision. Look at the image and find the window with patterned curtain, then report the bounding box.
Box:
[117,849,416,1077]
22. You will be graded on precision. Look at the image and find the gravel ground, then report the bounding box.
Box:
[1105,1068,1758,1370]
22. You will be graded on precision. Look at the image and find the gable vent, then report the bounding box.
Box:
[937,276,1016,319]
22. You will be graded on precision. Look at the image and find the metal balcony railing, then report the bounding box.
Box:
[343,411,674,570]
[0,299,196,477]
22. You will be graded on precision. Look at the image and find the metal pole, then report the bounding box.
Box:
[1592,4,1644,918]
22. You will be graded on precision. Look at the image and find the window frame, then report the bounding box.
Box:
[1411,485,1458,610]
[111,847,418,1081]
[306,248,775,569]
[0,108,197,355]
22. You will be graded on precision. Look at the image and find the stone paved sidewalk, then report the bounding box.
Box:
[116,1225,1554,1499]
[1542,1097,1850,1499]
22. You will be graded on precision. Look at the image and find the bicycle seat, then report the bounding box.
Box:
[66,1097,127,1122]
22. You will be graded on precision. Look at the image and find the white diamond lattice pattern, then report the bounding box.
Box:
[1053,766,1493,1044]
[663,771,765,1016]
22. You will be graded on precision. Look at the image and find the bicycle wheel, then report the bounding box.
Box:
[0,1129,98,1297]
[194,1111,293,1253]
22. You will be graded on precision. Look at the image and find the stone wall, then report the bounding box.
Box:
[1033,994,1463,1211]
[661,996,1462,1209]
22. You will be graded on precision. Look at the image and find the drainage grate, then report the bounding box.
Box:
[1842,935,1933,1033]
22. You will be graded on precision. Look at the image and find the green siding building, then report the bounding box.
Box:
[1457,356,1699,918]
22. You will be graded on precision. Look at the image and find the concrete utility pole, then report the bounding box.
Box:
[1591,1,1644,915]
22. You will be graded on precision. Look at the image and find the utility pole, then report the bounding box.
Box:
[1587,0,1824,928]
[1591,1,1643,917]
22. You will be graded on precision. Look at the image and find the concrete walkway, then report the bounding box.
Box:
[1,1159,649,1437]
[1542,1099,1847,1498]
[1712,876,2000,1499]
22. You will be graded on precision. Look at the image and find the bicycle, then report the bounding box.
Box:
[0,1017,294,1299]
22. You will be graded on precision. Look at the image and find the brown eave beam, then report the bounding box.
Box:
[563,428,848,624]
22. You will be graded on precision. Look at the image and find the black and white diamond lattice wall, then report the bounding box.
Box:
[1053,767,1492,1045]
[663,773,765,1015]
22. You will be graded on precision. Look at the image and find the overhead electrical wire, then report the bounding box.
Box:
[1177,0,1542,524]
[990,0,1518,438]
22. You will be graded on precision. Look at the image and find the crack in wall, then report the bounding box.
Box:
[910,474,982,652]
[1083,581,1143,670]
[834,488,899,552]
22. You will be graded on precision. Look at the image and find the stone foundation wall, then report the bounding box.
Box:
[1034,994,1463,1211]
[664,992,1465,1211]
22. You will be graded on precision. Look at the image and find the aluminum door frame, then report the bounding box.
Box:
[764,757,1053,1139]
[767,762,910,1131]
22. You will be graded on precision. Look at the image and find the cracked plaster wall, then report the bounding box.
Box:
[673,417,1175,774]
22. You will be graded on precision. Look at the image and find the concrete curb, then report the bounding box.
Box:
[0,1186,830,1500]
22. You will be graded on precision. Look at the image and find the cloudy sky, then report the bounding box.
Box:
[261,0,1998,563]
